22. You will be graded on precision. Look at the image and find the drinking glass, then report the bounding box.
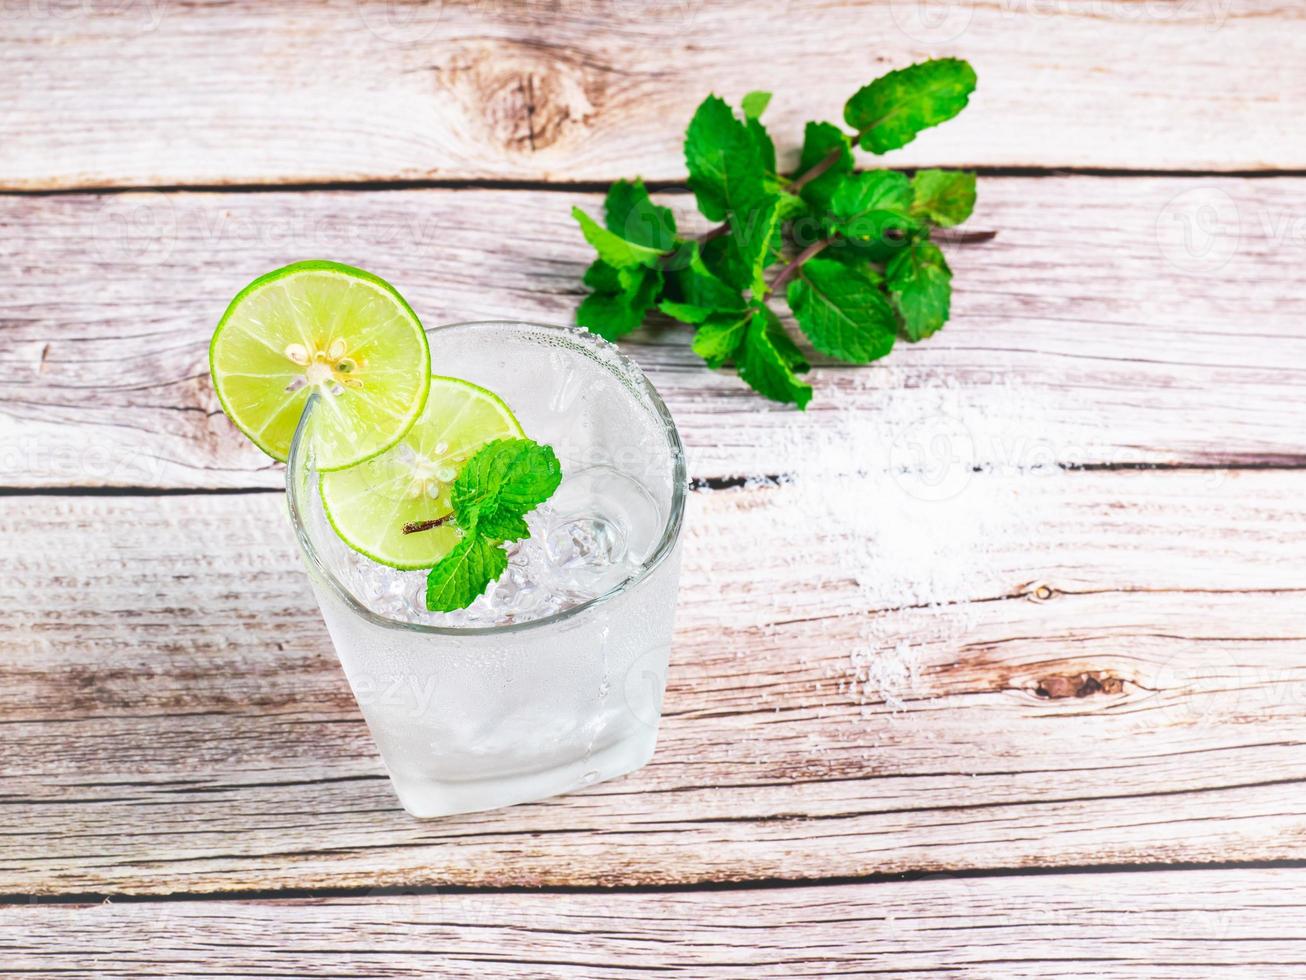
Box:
[286,322,686,817]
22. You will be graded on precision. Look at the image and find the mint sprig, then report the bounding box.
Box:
[571,57,984,408]
[420,438,562,613]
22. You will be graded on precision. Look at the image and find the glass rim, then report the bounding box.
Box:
[286,320,688,637]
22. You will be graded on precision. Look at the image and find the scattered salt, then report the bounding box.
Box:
[743,368,1100,716]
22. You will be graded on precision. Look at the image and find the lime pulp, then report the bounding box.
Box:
[209,260,431,470]
[319,376,526,570]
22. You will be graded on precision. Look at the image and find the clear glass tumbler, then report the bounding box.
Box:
[286,322,686,817]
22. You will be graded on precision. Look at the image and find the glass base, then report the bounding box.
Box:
[388,727,659,818]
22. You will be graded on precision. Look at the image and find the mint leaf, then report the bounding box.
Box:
[424,439,562,613]
[660,288,750,327]
[727,197,780,297]
[741,91,772,119]
[699,201,780,298]
[605,179,677,251]
[828,170,920,261]
[682,96,778,297]
[887,241,952,341]
[572,206,665,269]
[787,256,897,364]
[691,312,750,368]
[452,438,563,535]
[425,533,509,613]
[577,264,662,341]
[684,95,763,222]
[776,191,809,221]
[795,121,853,213]
[761,304,811,374]
[737,306,812,408]
[748,117,777,176]
[656,301,709,325]
[740,92,778,178]
[911,169,976,227]
[844,58,976,154]
[812,242,885,273]
[664,243,747,311]
[831,169,913,219]
[660,252,748,323]
[699,234,745,291]
[582,259,622,292]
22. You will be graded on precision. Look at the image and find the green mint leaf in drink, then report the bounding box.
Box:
[737,306,812,409]
[604,179,677,252]
[422,437,563,612]
[571,206,666,268]
[451,438,563,540]
[795,121,853,213]
[424,533,510,613]
[577,263,663,341]
[844,58,977,154]
[786,256,897,364]
[887,241,953,341]
[740,90,772,119]
[691,312,750,369]
[911,169,977,227]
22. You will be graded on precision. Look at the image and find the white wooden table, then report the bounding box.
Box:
[2,2,1305,976]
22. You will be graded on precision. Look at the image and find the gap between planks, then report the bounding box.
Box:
[5,457,1306,501]
[9,166,1306,199]
[5,859,1306,908]
[5,869,1306,979]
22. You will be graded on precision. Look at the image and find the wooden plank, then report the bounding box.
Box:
[4,869,1306,978]
[2,1,1302,187]
[2,469,1304,894]
[3,177,1305,489]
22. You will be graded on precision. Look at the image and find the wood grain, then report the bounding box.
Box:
[3,469,1304,895]
[6,869,1306,978]
[3,177,1305,489]
[2,1,1302,188]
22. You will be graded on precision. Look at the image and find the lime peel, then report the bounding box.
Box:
[209,260,431,470]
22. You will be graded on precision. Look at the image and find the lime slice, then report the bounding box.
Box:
[209,260,431,470]
[320,376,525,569]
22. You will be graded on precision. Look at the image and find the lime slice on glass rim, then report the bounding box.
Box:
[319,376,526,570]
[209,260,431,470]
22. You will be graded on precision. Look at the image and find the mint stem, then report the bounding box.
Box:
[693,222,731,244]
[788,145,844,194]
[939,229,998,245]
[403,513,455,535]
[772,238,832,291]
